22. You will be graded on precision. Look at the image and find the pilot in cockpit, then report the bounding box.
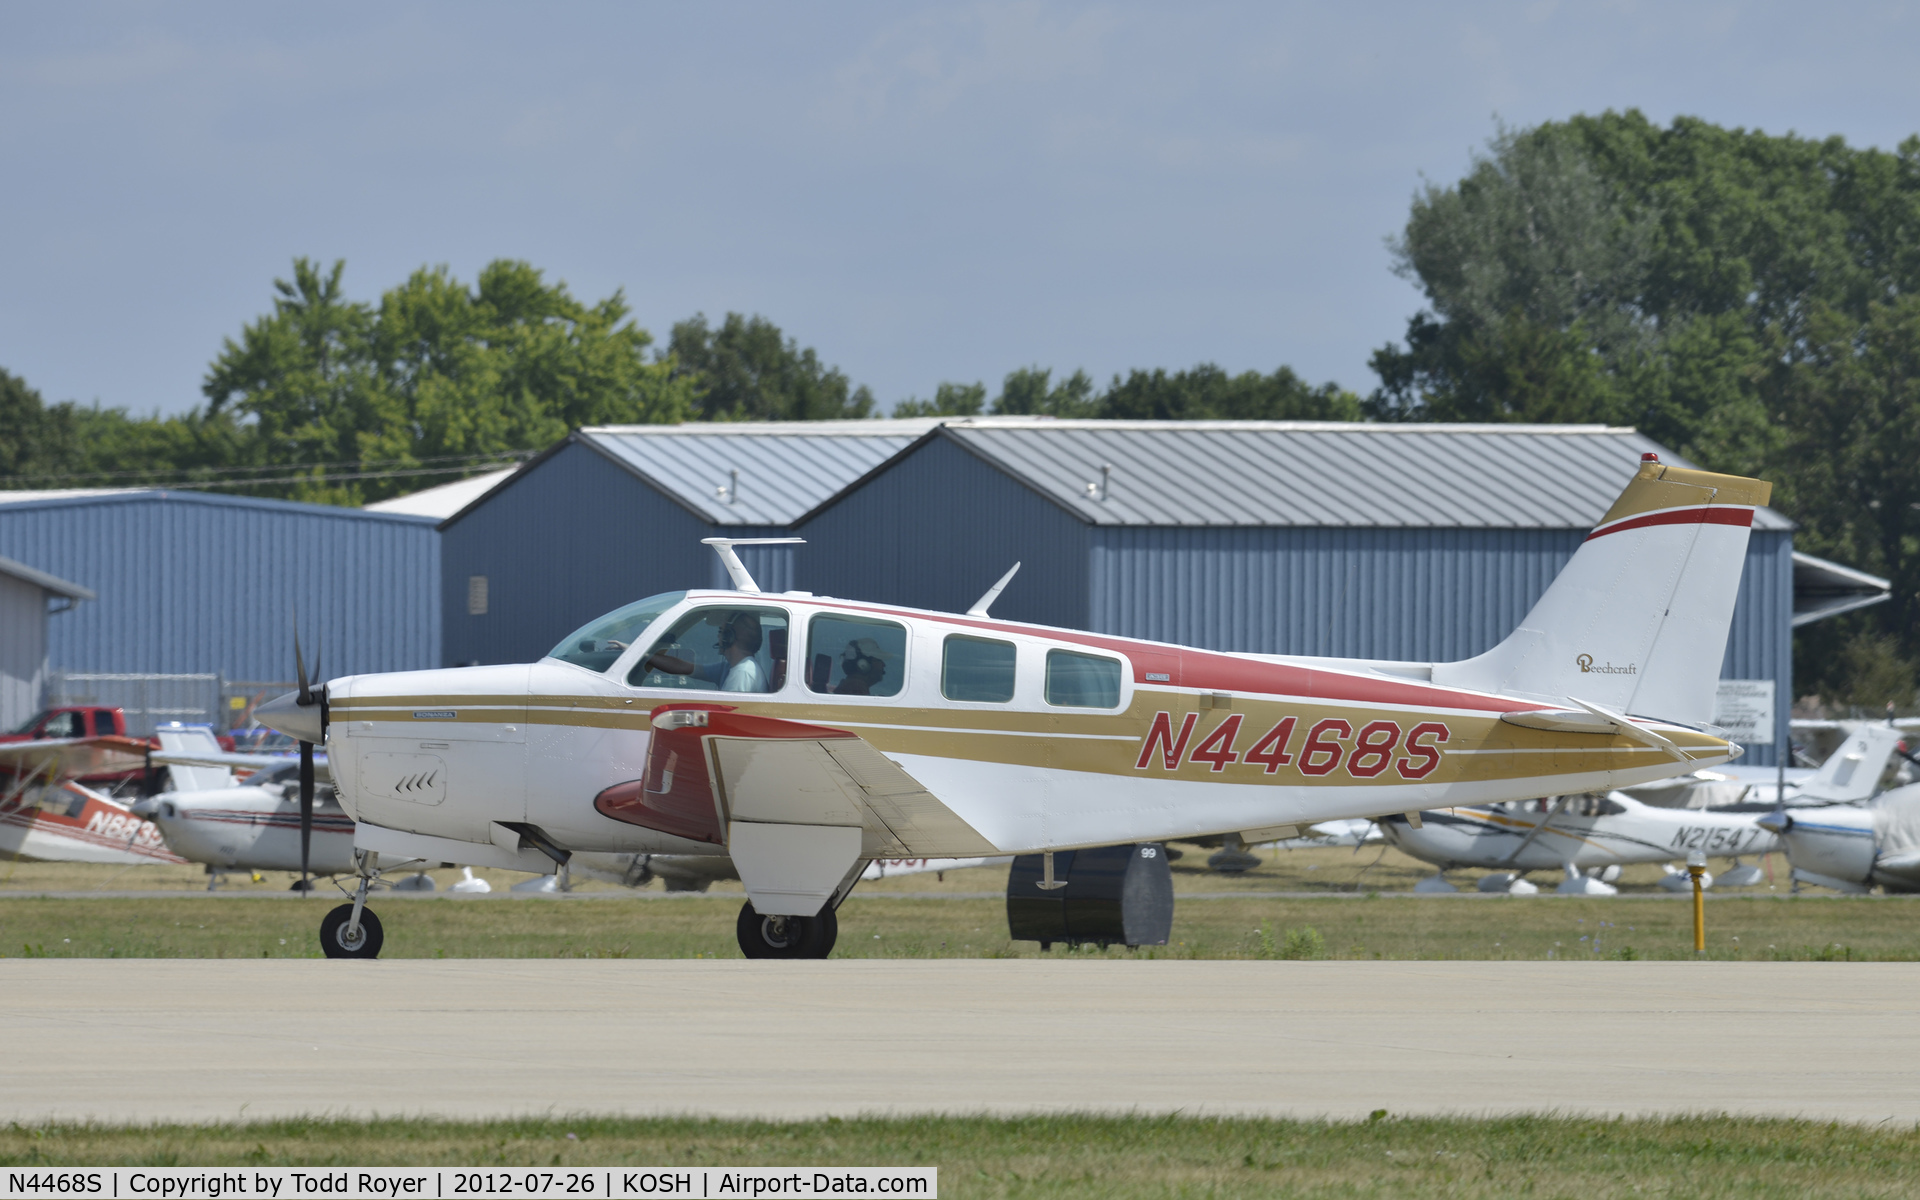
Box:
[639,610,767,693]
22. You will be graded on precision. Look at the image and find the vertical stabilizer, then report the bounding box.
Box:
[1430,455,1771,727]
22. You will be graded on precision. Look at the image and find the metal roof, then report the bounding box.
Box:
[0,487,437,525]
[365,468,516,519]
[573,419,954,525]
[0,554,93,601]
[908,420,1794,530]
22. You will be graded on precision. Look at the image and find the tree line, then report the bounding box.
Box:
[3,108,1916,704]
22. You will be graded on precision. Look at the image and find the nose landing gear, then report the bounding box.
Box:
[319,853,388,959]
[736,901,837,959]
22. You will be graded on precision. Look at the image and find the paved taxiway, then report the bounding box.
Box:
[6,960,1915,1123]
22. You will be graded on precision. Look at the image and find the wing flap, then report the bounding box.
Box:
[657,705,1001,858]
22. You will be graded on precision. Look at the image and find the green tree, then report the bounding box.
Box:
[992,367,1100,417]
[1777,297,1920,702]
[200,258,688,503]
[1374,112,1920,704]
[894,381,987,417]
[669,313,875,421]
[1102,364,1362,421]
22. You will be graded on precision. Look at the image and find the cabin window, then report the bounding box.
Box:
[806,614,906,697]
[42,711,83,739]
[1570,793,1625,818]
[549,592,687,673]
[942,636,1016,703]
[630,605,790,693]
[1045,649,1122,709]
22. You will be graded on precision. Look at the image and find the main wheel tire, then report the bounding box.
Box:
[736,901,838,959]
[320,903,384,959]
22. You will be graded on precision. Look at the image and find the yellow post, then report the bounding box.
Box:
[1687,849,1707,955]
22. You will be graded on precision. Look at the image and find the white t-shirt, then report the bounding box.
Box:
[722,657,766,693]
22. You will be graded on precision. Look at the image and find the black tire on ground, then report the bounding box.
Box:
[290,878,315,892]
[736,901,837,959]
[320,902,384,959]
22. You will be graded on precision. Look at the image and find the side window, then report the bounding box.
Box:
[43,711,83,739]
[628,606,789,693]
[1045,649,1122,709]
[942,636,1016,703]
[90,711,116,736]
[807,614,907,698]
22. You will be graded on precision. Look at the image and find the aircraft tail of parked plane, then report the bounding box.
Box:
[1431,455,1770,728]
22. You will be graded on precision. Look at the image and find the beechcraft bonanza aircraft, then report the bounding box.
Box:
[256,453,1771,959]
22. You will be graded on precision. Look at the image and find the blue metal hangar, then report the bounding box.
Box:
[793,420,1840,768]
[438,420,950,666]
[0,488,439,684]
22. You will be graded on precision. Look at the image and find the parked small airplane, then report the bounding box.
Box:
[254,454,1771,958]
[1383,722,1908,894]
[0,736,184,866]
[1381,792,1779,895]
[1757,788,1920,893]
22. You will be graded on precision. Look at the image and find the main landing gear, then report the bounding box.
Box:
[736,901,838,959]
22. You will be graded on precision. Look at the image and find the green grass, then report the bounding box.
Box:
[0,891,1915,961]
[4,1114,1920,1197]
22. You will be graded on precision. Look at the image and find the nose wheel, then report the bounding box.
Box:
[320,902,384,958]
[736,901,837,959]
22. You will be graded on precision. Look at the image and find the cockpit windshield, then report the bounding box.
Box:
[547,592,686,673]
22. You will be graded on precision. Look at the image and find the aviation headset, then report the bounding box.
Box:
[715,612,764,656]
[842,640,885,681]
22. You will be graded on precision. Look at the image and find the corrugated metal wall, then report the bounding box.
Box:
[797,436,1091,629]
[0,573,48,730]
[439,440,801,666]
[1089,524,1793,766]
[1090,526,1581,661]
[0,493,439,682]
[1723,530,1795,764]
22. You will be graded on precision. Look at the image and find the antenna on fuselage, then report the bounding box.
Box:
[966,561,1021,618]
[702,537,805,594]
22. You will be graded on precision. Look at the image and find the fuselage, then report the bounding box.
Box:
[139,766,357,874]
[314,589,1740,864]
[1382,793,1778,873]
[0,780,184,866]
[1762,786,1920,894]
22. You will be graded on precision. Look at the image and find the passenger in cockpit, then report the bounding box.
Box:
[833,638,888,696]
[643,611,769,692]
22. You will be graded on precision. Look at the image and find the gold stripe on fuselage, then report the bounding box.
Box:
[331,690,1729,788]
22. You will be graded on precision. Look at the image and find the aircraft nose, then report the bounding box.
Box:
[1755,810,1792,835]
[255,689,325,743]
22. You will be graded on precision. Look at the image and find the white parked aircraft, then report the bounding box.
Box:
[1381,792,1779,895]
[1757,776,1920,894]
[1383,722,1908,894]
[255,454,1772,958]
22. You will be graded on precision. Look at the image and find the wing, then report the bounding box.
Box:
[0,736,151,786]
[149,748,332,783]
[596,704,999,858]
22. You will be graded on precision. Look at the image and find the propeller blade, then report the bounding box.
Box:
[299,739,314,893]
[294,619,312,707]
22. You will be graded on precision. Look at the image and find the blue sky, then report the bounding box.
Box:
[4,2,1918,418]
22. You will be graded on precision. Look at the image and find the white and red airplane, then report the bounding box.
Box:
[0,736,183,866]
[255,453,1771,959]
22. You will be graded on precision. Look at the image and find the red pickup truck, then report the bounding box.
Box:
[3,705,129,742]
[2,706,235,791]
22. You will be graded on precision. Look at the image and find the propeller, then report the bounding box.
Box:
[292,620,325,895]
